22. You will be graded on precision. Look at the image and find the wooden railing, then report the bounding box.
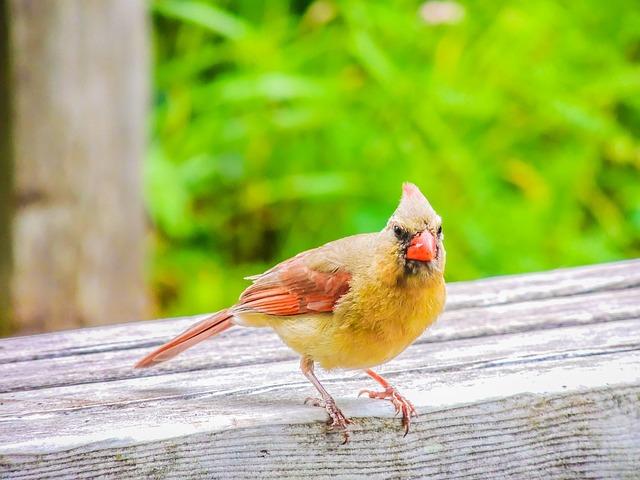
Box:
[1,260,639,478]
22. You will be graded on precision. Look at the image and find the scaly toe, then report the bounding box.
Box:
[358,389,376,399]
[326,403,352,444]
[304,396,325,408]
[326,402,353,427]
[357,386,418,435]
[307,396,352,444]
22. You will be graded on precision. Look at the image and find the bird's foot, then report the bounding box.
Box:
[358,386,417,436]
[304,396,352,444]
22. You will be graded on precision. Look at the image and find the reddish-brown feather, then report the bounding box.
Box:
[239,256,351,316]
[134,309,233,368]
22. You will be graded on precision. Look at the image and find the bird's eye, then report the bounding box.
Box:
[393,225,405,239]
[437,225,443,237]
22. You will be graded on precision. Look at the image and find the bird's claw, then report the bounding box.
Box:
[358,387,417,436]
[305,396,352,444]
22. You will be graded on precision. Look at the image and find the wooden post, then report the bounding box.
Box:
[5,0,149,333]
[0,0,12,334]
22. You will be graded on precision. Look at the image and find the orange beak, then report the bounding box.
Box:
[406,230,437,262]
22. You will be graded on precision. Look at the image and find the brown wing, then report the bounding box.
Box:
[238,252,351,316]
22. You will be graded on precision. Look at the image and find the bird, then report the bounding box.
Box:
[135,182,446,443]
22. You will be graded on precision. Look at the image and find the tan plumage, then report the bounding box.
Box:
[135,182,446,442]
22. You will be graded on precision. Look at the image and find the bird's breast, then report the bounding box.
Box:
[327,273,446,369]
[270,273,445,370]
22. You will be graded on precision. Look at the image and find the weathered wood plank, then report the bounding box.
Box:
[443,258,640,309]
[1,258,638,364]
[0,260,639,479]
[1,352,639,478]
[2,313,639,417]
[1,285,638,393]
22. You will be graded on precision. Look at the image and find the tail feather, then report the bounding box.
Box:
[134,309,233,368]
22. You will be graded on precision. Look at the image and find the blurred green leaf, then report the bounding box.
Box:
[154,0,249,39]
[148,0,640,317]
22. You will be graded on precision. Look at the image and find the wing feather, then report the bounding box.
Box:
[237,254,351,316]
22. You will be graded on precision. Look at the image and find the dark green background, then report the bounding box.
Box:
[148,0,640,317]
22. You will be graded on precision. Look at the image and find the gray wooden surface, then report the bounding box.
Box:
[1,260,639,479]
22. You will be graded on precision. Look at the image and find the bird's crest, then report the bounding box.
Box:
[390,182,437,229]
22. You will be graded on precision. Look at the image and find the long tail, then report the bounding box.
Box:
[134,309,234,368]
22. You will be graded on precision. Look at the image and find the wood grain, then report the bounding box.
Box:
[1,259,638,364]
[6,0,149,333]
[0,260,639,479]
[0,0,12,334]
[1,286,639,393]
[2,314,639,418]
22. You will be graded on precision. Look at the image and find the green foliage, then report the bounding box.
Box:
[149,0,640,317]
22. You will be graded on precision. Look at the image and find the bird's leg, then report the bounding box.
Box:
[300,357,352,443]
[359,369,417,436]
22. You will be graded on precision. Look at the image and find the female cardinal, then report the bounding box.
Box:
[135,182,446,443]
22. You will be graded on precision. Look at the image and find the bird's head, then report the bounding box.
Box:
[384,182,445,276]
